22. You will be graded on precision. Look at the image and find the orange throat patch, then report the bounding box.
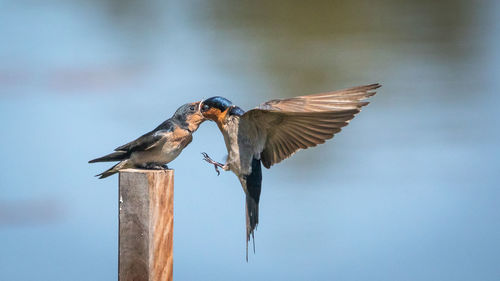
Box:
[204,107,230,131]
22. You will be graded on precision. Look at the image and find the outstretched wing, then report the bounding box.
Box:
[257,83,379,112]
[242,84,380,168]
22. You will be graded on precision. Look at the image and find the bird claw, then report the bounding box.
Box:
[202,152,222,176]
[143,163,165,170]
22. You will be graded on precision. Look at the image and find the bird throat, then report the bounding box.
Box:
[214,107,230,131]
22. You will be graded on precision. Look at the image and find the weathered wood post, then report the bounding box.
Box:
[118,169,174,281]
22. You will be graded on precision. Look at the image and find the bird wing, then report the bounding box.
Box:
[241,84,380,168]
[257,83,379,112]
[114,121,175,152]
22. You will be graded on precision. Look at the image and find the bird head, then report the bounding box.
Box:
[173,101,206,132]
[200,96,234,123]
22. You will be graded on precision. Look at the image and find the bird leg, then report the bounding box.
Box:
[162,164,169,170]
[142,163,166,170]
[201,152,227,176]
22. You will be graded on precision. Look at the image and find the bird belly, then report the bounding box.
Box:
[129,139,187,166]
[224,127,254,176]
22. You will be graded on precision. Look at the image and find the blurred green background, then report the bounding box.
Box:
[1,0,499,280]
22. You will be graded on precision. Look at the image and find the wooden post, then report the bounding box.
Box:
[118,169,174,281]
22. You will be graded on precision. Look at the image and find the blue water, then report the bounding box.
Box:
[1,1,499,280]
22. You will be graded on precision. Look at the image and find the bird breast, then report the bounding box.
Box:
[223,117,261,176]
[130,129,192,165]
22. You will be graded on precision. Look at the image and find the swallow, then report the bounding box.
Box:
[89,102,205,178]
[199,84,380,259]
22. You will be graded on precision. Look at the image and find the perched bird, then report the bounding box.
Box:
[89,102,205,178]
[200,84,380,259]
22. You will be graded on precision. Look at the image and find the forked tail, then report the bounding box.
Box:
[244,158,262,261]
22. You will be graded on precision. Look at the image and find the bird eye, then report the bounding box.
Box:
[189,105,195,111]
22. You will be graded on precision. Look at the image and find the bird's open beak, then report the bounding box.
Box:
[198,99,208,114]
[195,100,207,120]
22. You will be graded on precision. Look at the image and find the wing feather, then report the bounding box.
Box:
[114,129,171,152]
[257,84,379,112]
[243,84,379,168]
[114,120,175,152]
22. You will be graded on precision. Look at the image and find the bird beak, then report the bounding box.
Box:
[198,98,207,114]
[195,100,207,120]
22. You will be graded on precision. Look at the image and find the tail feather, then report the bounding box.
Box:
[89,151,128,163]
[244,158,262,261]
[95,160,130,179]
[246,196,259,261]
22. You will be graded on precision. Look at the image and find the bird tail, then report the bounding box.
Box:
[88,151,128,163]
[245,195,259,261]
[95,160,131,179]
[244,158,262,261]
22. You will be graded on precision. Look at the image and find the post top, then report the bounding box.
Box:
[119,168,174,175]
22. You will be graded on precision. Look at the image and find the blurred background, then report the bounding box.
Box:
[1,0,499,280]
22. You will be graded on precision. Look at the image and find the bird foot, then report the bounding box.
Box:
[201,152,224,176]
[142,163,166,170]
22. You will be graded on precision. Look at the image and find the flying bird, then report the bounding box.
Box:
[199,84,380,259]
[89,102,205,178]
